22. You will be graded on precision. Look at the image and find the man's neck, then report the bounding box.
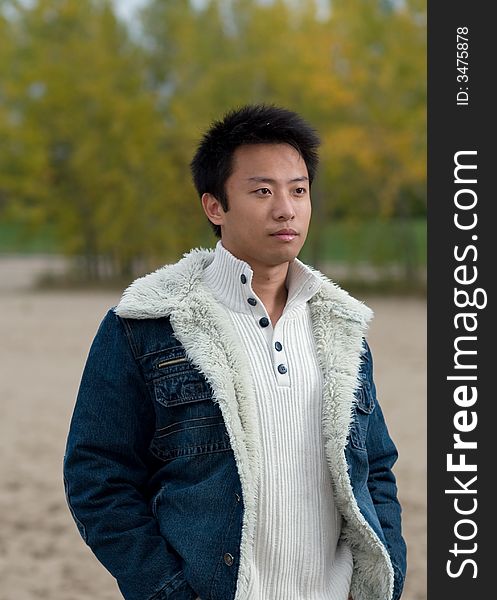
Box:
[250,263,289,326]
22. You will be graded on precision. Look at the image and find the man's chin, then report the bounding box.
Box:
[265,247,302,268]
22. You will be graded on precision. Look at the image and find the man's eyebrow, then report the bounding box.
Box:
[246,176,309,184]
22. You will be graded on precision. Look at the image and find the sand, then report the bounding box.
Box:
[0,258,426,600]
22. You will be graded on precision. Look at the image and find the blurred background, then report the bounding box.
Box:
[0,0,426,599]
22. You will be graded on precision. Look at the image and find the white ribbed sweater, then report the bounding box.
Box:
[203,242,353,600]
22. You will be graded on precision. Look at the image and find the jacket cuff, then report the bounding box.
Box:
[391,561,405,600]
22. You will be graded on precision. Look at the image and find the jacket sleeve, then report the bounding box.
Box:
[363,341,407,600]
[63,309,197,600]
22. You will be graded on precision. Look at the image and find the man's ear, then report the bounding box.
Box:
[201,193,225,227]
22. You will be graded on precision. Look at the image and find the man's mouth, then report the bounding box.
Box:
[270,229,298,241]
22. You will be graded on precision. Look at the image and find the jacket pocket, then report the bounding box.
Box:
[147,348,231,462]
[149,346,213,406]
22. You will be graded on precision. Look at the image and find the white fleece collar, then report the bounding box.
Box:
[114,246,373,327]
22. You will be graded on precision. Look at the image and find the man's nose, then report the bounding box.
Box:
[273,192,295,221]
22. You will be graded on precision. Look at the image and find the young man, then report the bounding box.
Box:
[64,105,406,600]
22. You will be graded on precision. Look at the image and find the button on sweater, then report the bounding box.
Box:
[203,242,353,600]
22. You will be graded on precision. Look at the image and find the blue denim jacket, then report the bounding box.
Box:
[63,250,406,600]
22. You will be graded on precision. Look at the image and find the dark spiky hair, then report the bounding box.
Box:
[190,104,320,237]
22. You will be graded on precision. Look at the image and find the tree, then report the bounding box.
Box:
[0,3,49,229]
[1,0,190,278]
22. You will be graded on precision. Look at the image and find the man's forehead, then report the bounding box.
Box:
[230,143,307,175]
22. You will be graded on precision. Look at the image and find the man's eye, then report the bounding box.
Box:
[257,188,272,195]
[295,187,307,195]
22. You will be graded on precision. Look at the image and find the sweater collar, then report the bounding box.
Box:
[202,241,322,316]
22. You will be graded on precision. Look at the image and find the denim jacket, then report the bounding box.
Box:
[63,249,406,600]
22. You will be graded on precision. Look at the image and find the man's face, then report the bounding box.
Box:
[209,143,311,270]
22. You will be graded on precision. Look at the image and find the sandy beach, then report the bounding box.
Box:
[0,259,426,600]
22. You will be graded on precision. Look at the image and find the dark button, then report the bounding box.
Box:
[247,297,257,306]
[240,274,247,284]
[224,552,234,566]
[277,364,288,374]
[274,341,283,351]
[259,317,270,328]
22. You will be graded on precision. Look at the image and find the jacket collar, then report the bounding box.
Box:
[115,246,373,326]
